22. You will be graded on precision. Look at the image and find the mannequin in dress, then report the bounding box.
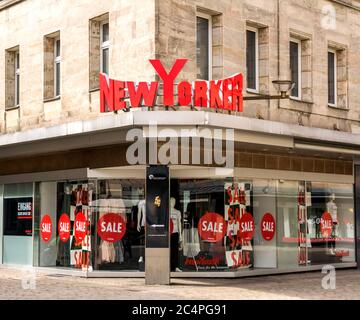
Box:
[170,197,182,271]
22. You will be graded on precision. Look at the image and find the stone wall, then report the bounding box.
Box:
[1,0,360,135]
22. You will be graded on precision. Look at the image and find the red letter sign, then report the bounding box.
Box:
[149,59,187,106]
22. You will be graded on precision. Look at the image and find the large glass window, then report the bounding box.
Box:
[306,182,355,264]
[3,183,33,266]
[92,179,145,271]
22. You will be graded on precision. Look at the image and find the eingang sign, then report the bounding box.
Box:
[100,59,243,112]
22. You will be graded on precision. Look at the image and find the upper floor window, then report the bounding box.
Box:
[89,13,109,90]
[54,38,61,97]
[196,13,212,80]
[100,21,109,75]
[5,47,20,109]
[290,39,301,99]
[14,51,20,106]
[43,31,60,100]
[328,49,337,106]
[246,28,258,91]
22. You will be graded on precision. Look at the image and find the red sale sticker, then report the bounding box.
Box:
[238,213,255,241]
[74,212,87,242]
[320,212,333,238]
[40,214,52,243]
[58,213,71,242]
[97,213,126,243]
[198,212,226,243]
[261,213,276,241]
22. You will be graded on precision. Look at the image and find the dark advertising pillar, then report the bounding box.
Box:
[145,165,170,284]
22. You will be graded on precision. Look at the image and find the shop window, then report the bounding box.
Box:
[3,183,33,266]
[305,182,355,265]
[89,13,109,90]
[93,180,145,271]
[44,32,61,100]
[5,46,20,109]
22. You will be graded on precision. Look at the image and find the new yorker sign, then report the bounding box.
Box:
[99,59,243,112]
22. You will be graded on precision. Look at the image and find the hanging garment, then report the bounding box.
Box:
[98,240,116,263]
[183,227,201,258]
[114,240,125,263]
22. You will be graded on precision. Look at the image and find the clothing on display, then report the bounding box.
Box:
[137,199,146,231]
[327,197,338,224]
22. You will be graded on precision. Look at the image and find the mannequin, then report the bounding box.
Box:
[137,199,146,232]
[136,199,146,269]
[326,193,338,255]
[326,193,338,224]
[170,197,182,271]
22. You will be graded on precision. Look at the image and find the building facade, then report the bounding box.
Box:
[0,0,359,278]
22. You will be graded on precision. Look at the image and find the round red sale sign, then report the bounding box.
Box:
[58,213,71,242]
[74,212,87,242]
[261,213,276,241]
[320,212,333,238]
[97,213,126,243]
[198,212,226,243]
[238,213,255,241]
[40,214,52,243]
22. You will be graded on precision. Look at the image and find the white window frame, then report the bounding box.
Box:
[100,20,110,74]
[290,38,302,100]
[246,26,259,93]
[328,48,337,107]
[196,12,212,80]
[54,37,61,97]
[14,51,20,106]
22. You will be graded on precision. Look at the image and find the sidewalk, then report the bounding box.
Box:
[0,267,358,300]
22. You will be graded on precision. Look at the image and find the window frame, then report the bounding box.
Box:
[100,20,110,75]
[14,51,20,107]
[328,48,337,107]
[246,26,259,93]
[289,38,302,100]
[54,36,61,97]
[196,12,212,80]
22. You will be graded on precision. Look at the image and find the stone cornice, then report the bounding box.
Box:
[0,0,24,11]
